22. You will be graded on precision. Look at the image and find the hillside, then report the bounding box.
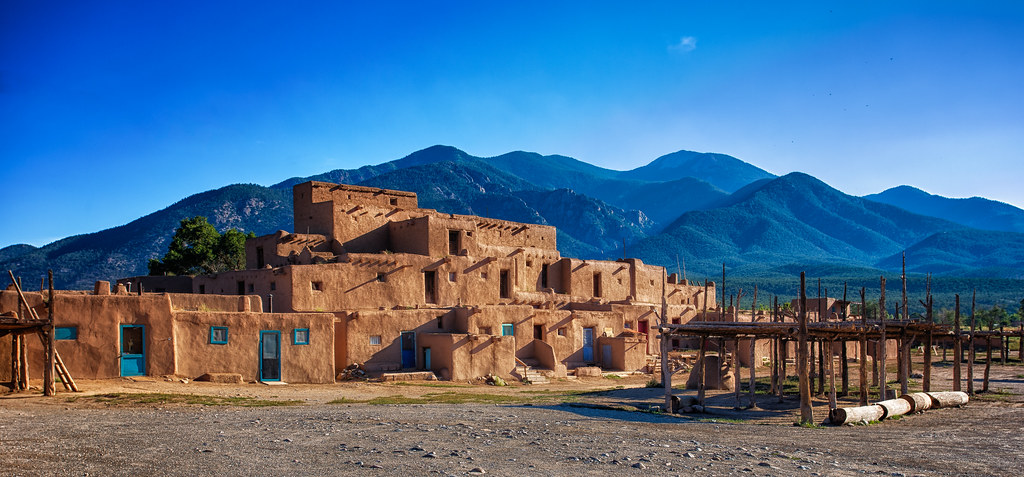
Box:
[620,150,776,193]
[875,229,1024,278]
[0,185,293,290]
[629,173,965,277]
[865,185,1024,233]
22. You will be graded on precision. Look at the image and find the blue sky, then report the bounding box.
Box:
[2,1,1023,248]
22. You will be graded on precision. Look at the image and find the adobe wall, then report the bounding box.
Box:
[342,308,459,372]
[169,293,261,313]
[172,311,335,383]
[194,268,291,313]
[417,332,517,381]
[246,231,335,269]
[597,336,647,371]
[0,291,176,379]
[388,216,431,256]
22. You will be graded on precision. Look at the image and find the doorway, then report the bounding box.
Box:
[401,331,416,368]
[582,327,594,362]
[259,330,282,382]
[119,324,145,377]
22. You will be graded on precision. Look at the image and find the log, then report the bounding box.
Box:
[831,404,885,425]
[927,391,969,408]
[900,392,932,413]
[877,398,912,420]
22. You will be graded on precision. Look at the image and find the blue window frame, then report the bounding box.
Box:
[293,328,310,345]
[55,326,78,340]
[210,326,229,345]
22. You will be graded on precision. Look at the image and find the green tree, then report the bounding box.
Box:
[148,216,254,275]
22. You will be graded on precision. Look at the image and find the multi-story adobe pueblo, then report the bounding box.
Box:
[2,180,717,384]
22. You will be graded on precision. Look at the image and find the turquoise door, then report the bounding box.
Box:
[424,347,432,370]
[120,325,146,376]
[260,331,282,381]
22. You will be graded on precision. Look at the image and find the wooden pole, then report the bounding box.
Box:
[828,336,837,412]
[776,296,785,402]
[798,272,813,425]
[923,274,933,393]
[748,286,758,409]
[983,336,992,393]
[953,294,962,392]
[697,335,707,408]
[733,336,742,409]
[817,285,826,395]
[879,276,888,400]
[18,330,28,391]
[841,282,849,396]
[11,334,21,391]
[43,270,55,396]
[661,331,672,412]
[967,290,976,396]
[859,287,868,406]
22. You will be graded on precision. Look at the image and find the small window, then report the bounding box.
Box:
[501,323,514,336]
[593,272,602,297]
[369,335,382,346]
[247,283,255,293]
[210,326,229,345]
[199,285,205,294]
[377,272,387,282]
[270,281,276,291]
[481,272,488,279]
[311,281,323,291]
[557,327,566,337]
[55,326,77,340]
[479,326,492,335]
[449,272,456,282]
[526,260,533,267]
[436,316,444,329]
[293,328,310,345]
[624,321,632,329]
[390,198,398,206]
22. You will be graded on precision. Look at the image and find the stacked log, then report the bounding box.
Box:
[830,391,969,425]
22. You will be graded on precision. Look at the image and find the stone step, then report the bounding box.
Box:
[381,371,438,382]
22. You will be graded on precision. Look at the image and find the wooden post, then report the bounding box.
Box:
[879,276,888,401]
[923,274,933,393]
[898,328,909,397]
[798,272,813,425]
[841,282,849,396]
[733,337,742,409]
[43,270,55,396]
[817,285,826,395]
[967,290,976,396]
[1001,335,1008,365]
[721,264,726,316]
[697,335,707,408]
[859,287,868,406]
[748,286,758,409]
[776,296,785,402]
[902,251,910,384]
[18,330,28,391]
[828,336,837,412]
[983,336,992,393]
[11,334,21,391]
[661,331,672,412]
[953,294,962,392]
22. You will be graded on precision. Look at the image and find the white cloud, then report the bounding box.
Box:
[670,36,697,53]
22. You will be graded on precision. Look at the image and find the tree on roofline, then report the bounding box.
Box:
[148,216,254,276]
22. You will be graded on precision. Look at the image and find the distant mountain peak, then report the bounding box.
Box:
[621,149,775,192]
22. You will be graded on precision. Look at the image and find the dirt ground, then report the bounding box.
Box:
[2,361,1022,476]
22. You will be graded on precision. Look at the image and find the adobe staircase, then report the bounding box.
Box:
[515,358,549,384]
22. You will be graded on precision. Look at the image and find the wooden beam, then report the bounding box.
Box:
[841,282,849,396]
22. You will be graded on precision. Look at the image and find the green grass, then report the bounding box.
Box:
[67,393,303,407]
[603,374,623,380]
[391,381,470,388]
[328,387,624,406]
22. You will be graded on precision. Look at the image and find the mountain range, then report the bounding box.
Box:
[3,145,1023,294]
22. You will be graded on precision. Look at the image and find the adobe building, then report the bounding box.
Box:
[2,181,716,384]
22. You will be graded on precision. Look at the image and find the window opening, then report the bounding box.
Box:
[210,326,229,345]
[293,328,310,345]
[55,326,78,340]
[424,271,437,303]
[499,269,511,298]
[593,272,602,297]
[369,335,382,346]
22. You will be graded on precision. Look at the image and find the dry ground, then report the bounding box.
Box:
[2,359,1022,476]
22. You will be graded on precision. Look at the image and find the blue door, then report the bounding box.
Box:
[260,331,282,381]
[401,331,416,368]
[581,327,598,362]
[120,325,146,376]
[582,327,594,362]
[424,347,432,370]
